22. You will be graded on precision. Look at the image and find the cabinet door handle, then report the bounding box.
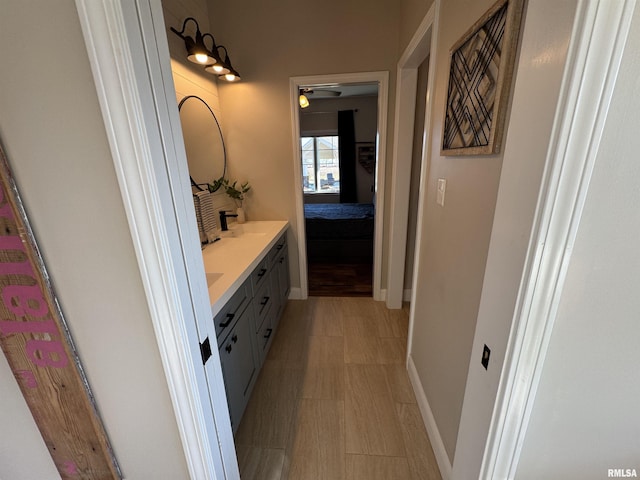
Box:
[219,313,235,328]
[276,244,283,250]
[232,334,238,343]
[225,344,232,353]
[279,257,285,264]
[257,268,267,278]
[264,328,273,339]
[260,296,270,306]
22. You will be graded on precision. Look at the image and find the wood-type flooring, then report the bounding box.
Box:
[234,297,442,480]
[307,262,373,297]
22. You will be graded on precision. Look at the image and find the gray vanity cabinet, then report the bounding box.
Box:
[269,233,290,326]
[251,256,275,365]
[216,280,258,432]
[216,229,290,432]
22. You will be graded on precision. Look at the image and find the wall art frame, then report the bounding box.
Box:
[441,0,524,156]
[357,142,376,174]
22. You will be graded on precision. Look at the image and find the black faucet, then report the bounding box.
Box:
[219,210,238,231]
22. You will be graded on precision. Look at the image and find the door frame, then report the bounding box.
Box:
[75,0,634,479]
[289,72,389,300]
[478,0,636,477]
[386,2,437,309]
[75,0,236,478]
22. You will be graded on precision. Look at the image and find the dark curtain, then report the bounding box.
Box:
[338,109,357,203]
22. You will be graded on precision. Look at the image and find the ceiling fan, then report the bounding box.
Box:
[299,87,341,108]
[302,87,342,98]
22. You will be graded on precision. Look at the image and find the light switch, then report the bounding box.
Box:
[437,178,447,206]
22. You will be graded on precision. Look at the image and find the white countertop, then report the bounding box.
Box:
[201,220,288,318]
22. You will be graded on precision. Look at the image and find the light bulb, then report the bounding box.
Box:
[225,73,236,81]
[299,94,310,108]
[195,53,209,64]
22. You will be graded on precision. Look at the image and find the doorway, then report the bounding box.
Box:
[298,82,379,296]
[289,72,389,300]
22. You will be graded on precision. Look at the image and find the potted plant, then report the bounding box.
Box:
[209,177,251,223]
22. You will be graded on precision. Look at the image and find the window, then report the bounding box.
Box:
[301,136,340,194]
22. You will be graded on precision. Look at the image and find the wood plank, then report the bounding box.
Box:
[307,262,373,297]
[0,145,121,479]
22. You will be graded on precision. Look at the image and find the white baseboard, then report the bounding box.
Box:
[403,288,412,302]
[407,355,453,480]
[379,288,387,302]
[288,287,303,300]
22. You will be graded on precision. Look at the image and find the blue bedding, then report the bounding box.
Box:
[304,203,374,220]
[304,203,374,240]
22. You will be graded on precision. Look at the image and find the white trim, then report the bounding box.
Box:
[289,80,309,299]
[289,72,389,300]
[481,0,636,477]
[75,1,236,478]
[288,287,303,300]
[407,0,441,356]
[403,289,412,303]
[386,3,436,309]
[407,355,452,480]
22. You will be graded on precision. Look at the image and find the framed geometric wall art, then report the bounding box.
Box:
[441,0,524,156]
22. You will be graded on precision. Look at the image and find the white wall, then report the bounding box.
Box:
[408,0,509,461]
[451,0,578,477]
[515,3,640,478]
[400,0,436,55]
[206,0,402,291]
[0,2,189,478]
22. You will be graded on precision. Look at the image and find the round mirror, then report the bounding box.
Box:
[178,95,226,191]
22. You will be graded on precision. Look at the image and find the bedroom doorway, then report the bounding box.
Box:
[290,73,389,298]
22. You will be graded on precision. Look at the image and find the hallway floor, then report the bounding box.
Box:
[307,263,373,297]
[234,297,442,480]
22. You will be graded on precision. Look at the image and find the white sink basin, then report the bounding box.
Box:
[220,223,267,238]
[200,220,288,317]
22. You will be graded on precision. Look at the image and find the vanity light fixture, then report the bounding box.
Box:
[204,45,231,75]
[171,17,242,81]
[170,17,217,65]
[213,46,241,82]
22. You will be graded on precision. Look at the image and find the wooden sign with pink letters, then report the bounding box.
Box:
[0,143,121,479]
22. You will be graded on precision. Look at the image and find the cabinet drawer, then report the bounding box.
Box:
[256,307,276,364]
[252,278,273,332]
[218,306,258,431]
[215,278,251,345]
[250,257,269,294]
[268,233,287,266]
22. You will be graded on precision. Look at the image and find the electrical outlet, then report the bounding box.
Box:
[481,344,491,370]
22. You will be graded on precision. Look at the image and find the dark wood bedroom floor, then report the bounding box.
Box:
[307,262,373,297]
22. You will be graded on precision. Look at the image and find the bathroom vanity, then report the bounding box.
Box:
[200,220,289,431]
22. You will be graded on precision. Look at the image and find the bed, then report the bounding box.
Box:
[304,203,374,263]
